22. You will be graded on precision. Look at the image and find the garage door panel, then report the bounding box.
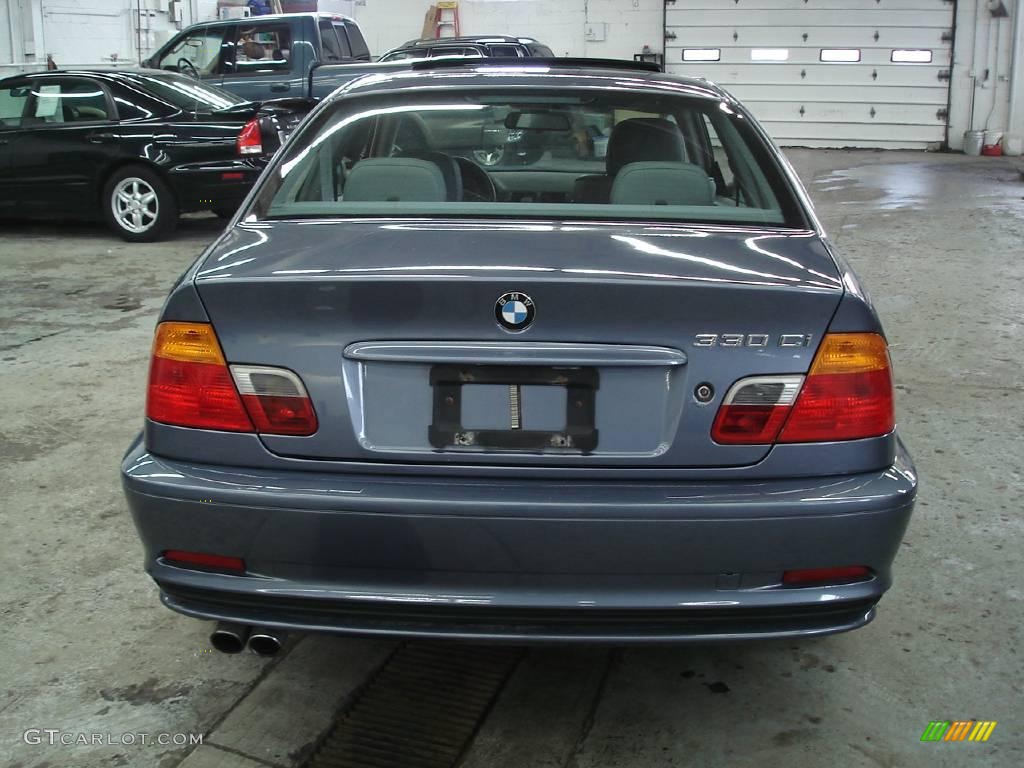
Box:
[669,9,949,28]
[764,120,945,144]
[744,101,946,125]
[677,64,949,88]
[668,27,948,48]
[665,0,954,148]
[669,46,950,67]
[724,83,949,106]
[679,0,952,11]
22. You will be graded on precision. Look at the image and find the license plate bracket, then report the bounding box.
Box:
[429,365,599,452]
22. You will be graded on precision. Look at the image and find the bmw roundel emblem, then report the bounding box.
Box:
[495,292,535,332]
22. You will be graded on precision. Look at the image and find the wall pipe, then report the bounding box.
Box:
[1008,0,1024,133]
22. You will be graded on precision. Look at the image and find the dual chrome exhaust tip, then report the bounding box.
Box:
[210,622,287,656]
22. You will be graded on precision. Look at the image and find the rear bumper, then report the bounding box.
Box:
[166,159,262,213]
[121,438,917,643]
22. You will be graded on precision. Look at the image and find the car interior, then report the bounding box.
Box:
[269,96,785,223]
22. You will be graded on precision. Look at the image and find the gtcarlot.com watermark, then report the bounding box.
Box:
[23,729,203,747]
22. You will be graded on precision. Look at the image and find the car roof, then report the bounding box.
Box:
[328,59,731,103]
[3,68,187,82]
[193,12,355,28]
[396,35,530,49]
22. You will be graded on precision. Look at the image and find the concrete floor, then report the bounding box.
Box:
[1,150,1022,768]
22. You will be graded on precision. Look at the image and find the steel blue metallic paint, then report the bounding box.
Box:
[121,62,917,642]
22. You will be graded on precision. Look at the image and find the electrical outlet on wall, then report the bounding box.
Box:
[585,23,607,42]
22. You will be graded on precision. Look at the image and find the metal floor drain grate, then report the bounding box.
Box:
[303,643,521,768]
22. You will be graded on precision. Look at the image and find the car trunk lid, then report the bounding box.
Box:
[194,219,842,467]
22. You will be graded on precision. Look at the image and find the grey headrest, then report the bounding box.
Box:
[343,158,449,202]
[610,162,716,206]
[606,118,686,176]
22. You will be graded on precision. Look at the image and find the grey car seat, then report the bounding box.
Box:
[343,155,463,203]
[573,117,687,204]
[610,161,716,206]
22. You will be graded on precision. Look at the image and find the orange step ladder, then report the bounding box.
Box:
[433,1,461,39]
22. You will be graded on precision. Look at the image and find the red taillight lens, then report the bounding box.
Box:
[147,323,254,432]
[230,365,318,436]
[711,334,895,445]
[782,566,872,586]
[711,376,803,444]
[146,325,317,435]
[778,333,894,443]
[162,550,246,573]
[237,117,263,156]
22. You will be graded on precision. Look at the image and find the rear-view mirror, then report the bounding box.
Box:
[504,110,571,131]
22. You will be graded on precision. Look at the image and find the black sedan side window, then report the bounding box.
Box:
[25,77,111,125]
[0,81,32,128]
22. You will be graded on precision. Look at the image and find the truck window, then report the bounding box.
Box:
[431,46,483,58]
[158,26,229,75]
[321,20,351,62]
[486,45,522,58]
[343,21,370,60]
[229,23,293,75]
[380,48,427,62]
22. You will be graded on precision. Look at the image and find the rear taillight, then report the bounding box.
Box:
[230,365,318,436]
[711,333,895,445]
[778,333,894,443]
[711,376,803,444]
[237,117,263,156]
[146,323,317,435]
[147,322,253,432]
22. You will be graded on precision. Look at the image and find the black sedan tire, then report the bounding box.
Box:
[103,165,178,242]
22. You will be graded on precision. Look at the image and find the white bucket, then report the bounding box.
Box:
[1002,133,1023,156]
[963,130,984,155]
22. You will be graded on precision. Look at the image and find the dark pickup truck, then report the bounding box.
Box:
[143,12,371,102]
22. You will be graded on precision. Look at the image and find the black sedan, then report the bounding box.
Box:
[0,69,269,241]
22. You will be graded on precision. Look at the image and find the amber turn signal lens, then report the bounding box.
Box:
[807,332,890,375]
[152,322,227,365]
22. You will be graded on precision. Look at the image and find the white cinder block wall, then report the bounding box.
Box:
[351,0,663,61]
[948,0,1022,149]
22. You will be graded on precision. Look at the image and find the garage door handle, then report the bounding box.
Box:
[270,83,290,93]
[87,132,116,143]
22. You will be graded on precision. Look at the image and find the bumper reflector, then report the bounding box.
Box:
[162,550,246,573]
[783,565,871,587]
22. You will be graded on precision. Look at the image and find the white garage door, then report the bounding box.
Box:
[665,0,954,148]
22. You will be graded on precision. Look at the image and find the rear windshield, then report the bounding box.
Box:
[127,72,244,113]
[252,89,805,227]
